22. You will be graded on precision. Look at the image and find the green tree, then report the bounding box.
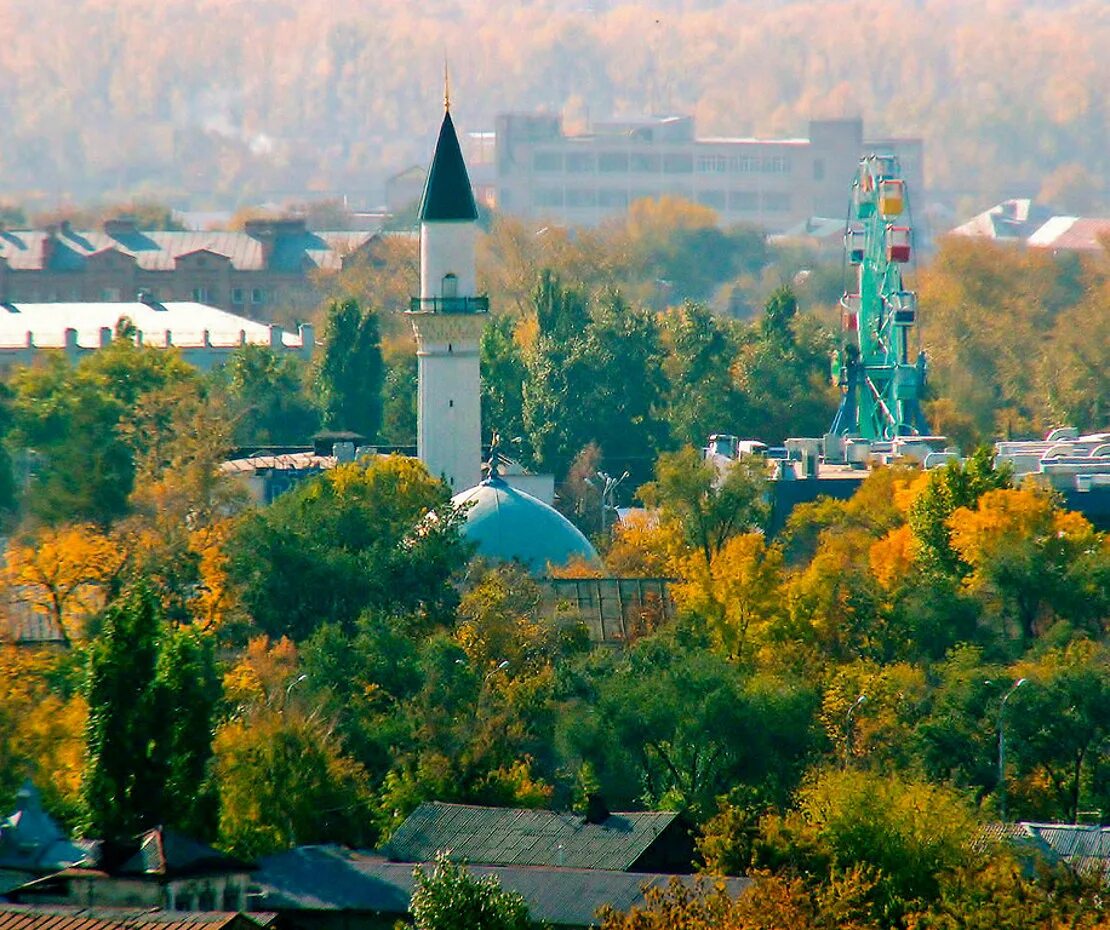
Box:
[380,344,418,445]
[225,456,470,640]
[313,297,384,439]
[559,629,817,818]
[481,315,527,448]
[663,302,742,448]
[214,706,372,858]
[640,446,770,567]
[523,275,669,479]
[411,852,532,930]
[213,344,320,446]
[757,768,980,926]
[907,447,1012,577]
[81,582,218,838]
[10,336,196,525]
[731,286,836,443]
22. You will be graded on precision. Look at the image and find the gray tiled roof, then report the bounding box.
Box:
[384,802,680,871]
[0,229,375,274]
[981,822,1110,881]
[254,846,749,928]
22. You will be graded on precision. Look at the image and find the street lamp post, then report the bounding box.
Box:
[998,677,1028,822]
[592,470,630,536]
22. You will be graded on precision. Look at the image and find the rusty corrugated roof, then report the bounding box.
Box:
[0,906,275,930]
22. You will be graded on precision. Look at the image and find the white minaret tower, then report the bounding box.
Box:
[406,90,487,491]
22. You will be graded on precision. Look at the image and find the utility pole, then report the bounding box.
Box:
[998,678,1028,822]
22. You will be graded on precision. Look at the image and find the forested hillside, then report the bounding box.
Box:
[1,0,1105,213]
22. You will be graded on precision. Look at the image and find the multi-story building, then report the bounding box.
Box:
[486,114,923,232]
[0,217,378,314]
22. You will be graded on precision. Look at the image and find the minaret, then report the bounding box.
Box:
[406,91,487,491]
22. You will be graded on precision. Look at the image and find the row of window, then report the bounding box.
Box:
[533,188,793,212]
[534,151,793,175]
[3,287,267,304]
[696,154,792,175]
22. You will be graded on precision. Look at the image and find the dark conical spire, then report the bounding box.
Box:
[419,109,479,222]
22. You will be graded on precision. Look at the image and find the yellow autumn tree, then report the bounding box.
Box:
[948,486,1107,643]
[673,532,785,663]
[0,646,86,815]
[2,524,126,643]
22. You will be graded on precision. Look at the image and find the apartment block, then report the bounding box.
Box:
[488,114,923,231]
[0,217,378,314]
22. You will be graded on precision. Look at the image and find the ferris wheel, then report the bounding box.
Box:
[829,153,929,442]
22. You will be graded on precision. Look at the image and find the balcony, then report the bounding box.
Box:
[408,296,489,314]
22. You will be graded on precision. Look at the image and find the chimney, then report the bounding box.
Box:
[42,226,57,267]
[584,794,610,825]
[103,216,138,237]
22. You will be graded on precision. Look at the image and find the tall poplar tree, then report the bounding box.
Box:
[81,582,218,839]
[314,297,384,440]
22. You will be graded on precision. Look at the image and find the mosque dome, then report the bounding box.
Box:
[451,475,602,574]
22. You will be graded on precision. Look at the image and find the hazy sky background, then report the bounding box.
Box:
[0,0,1105,215]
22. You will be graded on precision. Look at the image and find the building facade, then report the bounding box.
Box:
[0,218,377,314]
[487,114,923,231]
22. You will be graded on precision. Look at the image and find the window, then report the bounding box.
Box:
[442,273,458,298]
[533,188,564,207]
[231,287,244,304]
[662,153,693,174]
[565,188,597,207]
[598,152,629,173]
[731,155,757,173]
[533,151,562,172]
[630,153,660,173]
[697,190,727,209]
[762,192,792,212]
[729,190,758,211]
[192,287,210,302]
[598,189,629,208]
[251,288,265,304]
[101,287,121,301]
[697,155,728,174]
[565,152,595,173]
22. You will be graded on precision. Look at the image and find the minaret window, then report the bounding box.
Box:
[442,273,458,298]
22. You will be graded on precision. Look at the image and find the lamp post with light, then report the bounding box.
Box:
[998,677,1028,822]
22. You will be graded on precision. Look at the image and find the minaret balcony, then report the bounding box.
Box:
[408,296,489,314]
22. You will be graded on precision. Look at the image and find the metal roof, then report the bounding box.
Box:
[450,478,601,575]
[0,302,304,350]
[0,906,274,930]
[419,112,478,222]
[0,229,374,274]
[384,802,675,871]
[980,822,1110,881]
[254,846,748,928]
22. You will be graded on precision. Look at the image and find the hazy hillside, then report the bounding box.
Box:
[1,0,1106,215]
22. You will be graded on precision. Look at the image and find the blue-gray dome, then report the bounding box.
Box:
[452,476,601,573]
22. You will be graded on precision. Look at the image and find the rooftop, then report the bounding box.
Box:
[0,302,307,351]
[0,906,274,930]
[383,801,679,872]
[419,111,479,223]
[451,477,601,575]
[254,845,748,928]
[0,222,374,274]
